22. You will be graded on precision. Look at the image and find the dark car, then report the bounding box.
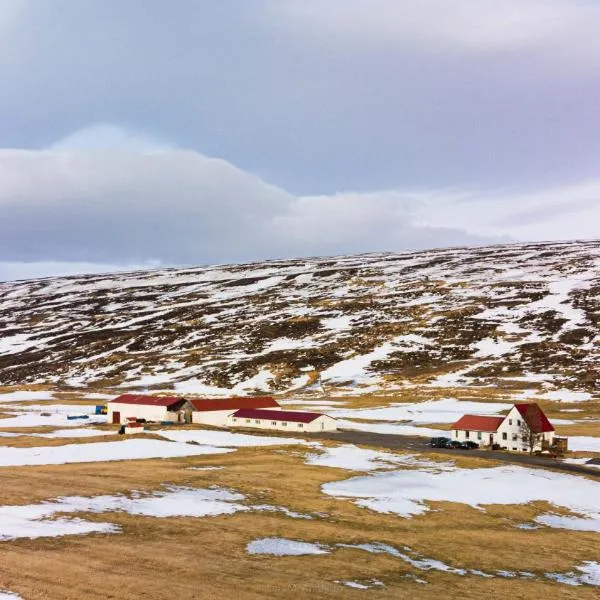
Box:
[450,440,464,449]
[430,437,452,448]
[462,441,480,450]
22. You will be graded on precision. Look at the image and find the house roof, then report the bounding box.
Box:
[514,403,555,433]
[231,408,324,423]
[452,415,505,432]
[189,397,279,412]
[110,394,184,407]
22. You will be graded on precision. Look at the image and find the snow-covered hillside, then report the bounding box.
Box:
[1,240,599,396]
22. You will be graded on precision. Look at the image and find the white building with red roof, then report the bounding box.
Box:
[187,396,281,426]
[451,403,556,452]
[107,394,187,424]
[228,408,337,432]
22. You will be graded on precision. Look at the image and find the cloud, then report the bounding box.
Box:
[0,125,510,280]
[271,0,600,55]
[2,124,599,283]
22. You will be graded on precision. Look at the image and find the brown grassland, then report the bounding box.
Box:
[0,437,598,600]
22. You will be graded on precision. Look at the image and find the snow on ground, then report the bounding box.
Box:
[246,538,329,556]
[568,437,600,453]
[0,428,113,439]
[0,405,106,428]
[547,562,600,587]
[263,337,315,352]
[322,465,600,531]
[0,391,55,402]
[330,398,511,424]
[33,428,113,439]
[0,592,23,600]
[305,445,452,472]
[0,486,247,541]
[0,439,232,467]
[246,537,599,586]
[320,340,400,384]
[337,419,446,438]
[537,389,593,402]
[157,429,311,447]
[472,338,520,357]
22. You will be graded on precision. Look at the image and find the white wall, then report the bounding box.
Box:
[452,429,494,445]
[192,410,236,427]
[496,407,554,452]
[192,406,282,427]
[227,414,337,432]
[107,403,168,425]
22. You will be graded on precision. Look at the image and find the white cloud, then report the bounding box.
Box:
[271,0,600,55]
[0,124,598,281]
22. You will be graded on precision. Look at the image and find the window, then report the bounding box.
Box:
[465,430,470,439]
[477,432,482,440]
[271,421,277,425]
[298,423,304,428]
[232,418,237,423]
[517,419,521,426]
[512,447,517,451]
[255,420,260,424]
[512,434,518,441]
[509,419,512,425]
[502,432,507,440]
[246,419,251,423]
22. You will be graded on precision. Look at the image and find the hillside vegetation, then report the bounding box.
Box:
[0,240,599,397]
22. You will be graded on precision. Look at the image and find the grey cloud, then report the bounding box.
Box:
[0,1,599,194]
[0,139,501,272]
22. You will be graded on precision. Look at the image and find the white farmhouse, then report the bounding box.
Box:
[451,403,557,452]
[451,415,505,446]
[228,408,337,432]
[188,397,281,427]
[496,403,555,452]
[108,394,187,425]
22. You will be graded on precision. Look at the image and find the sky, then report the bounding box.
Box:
[1,0,599,281]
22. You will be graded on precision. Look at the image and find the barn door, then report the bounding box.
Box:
[112,411,120,424]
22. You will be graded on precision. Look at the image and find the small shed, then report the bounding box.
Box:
[188,396,280,427]
[228,408,337,432]
[107,394,187,425]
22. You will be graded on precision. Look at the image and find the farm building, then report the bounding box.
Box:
[451,415,505,446]
[187,396,281,427]
[451,402,560,452]
[228,408,337,432]
[108,394,187,424]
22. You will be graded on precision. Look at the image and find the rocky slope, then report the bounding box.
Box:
[0,240,599,397]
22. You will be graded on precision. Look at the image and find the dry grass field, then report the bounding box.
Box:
[0,439,598,600]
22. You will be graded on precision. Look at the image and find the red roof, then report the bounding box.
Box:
[189,397,279,412]
[452,415,505,432]
[231,408,323,423]
[110,394,184,407]
[514,403,555,433]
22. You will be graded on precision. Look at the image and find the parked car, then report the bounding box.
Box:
[450,440,464,449]
[430,437,452,448]
[462,441,480,449]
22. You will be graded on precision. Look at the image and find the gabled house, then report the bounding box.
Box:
[228,408,337,432]
[496,403,555,452]
[451,403,557,452]
[108,394,187,425]
[186,396,281,426]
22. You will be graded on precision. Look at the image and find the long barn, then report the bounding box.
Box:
[107,394,187,424]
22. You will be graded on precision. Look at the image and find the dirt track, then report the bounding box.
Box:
[308,429,600,479]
